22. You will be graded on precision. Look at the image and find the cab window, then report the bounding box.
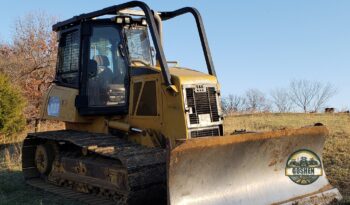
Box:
[56,30,80,87]
[87,26,127,107]
[125,26,153,66]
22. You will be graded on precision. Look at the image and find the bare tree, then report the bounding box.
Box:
[270,88,292,112]
[245,89,270,112]
[13,12,58,73]
[289,79,336,112]
[289,79,318,113]
[312,83,337,112]
[222,94,246,114]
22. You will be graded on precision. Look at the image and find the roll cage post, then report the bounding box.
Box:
[160,8,216,77]
[53,1,216,90]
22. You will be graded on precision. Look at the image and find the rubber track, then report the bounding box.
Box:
[22,130,167,205]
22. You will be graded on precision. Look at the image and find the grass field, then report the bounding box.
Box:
[0,113,349,204]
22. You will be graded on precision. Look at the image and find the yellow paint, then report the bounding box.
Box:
[129,133,158,147]
[41,66,220,148]
[41,85,89,123]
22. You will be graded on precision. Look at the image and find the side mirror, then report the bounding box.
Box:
[88,59,98,78]
[151,47,156,65]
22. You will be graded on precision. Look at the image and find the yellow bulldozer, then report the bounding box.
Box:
[22,1,342,204]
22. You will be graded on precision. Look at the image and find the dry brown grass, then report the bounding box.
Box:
[224,113,350,203]
[0,120,65,145]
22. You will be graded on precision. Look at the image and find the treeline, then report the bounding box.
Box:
[0,13,57,140]
[0,13,57,120]
[222,79,337,114]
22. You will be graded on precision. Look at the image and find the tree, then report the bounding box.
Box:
[289,79,336,112]
[0,12,58,119]
[245,89,270,112]
[222,94,246,114]
[270,88,292,112]
[13,12,57,73]
[0,74,26,140]
[312,83,337,112]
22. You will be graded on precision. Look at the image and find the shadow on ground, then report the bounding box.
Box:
[0,143,83,205]
[0,168,84,205]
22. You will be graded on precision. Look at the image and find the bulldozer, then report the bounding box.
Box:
[22,1,342,204]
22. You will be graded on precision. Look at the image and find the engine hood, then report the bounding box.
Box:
[169,67,218,85]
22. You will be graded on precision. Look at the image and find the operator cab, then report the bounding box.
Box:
[53,3,216,116]
[55,14,154,115]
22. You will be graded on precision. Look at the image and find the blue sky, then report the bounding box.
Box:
[1,1,349,109]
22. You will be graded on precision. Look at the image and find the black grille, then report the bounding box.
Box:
[186,87,220,125]
[208,87,220,122]
[191,128,220,138]
[57,30,80,86]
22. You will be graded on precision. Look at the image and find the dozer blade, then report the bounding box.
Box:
[168,126,342,205]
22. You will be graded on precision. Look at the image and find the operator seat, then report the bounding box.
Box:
[94,55,111,73]
[87,55,113,106]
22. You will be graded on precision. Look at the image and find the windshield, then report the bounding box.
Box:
[125,27,152,66]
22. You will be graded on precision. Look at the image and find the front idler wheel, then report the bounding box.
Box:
[35,143,54,175]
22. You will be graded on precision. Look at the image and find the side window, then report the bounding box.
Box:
[87,26,127,107]
[132,80,158,116]
[57,30,80,86]
[125,28,152,65]
[137,81,157,116]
